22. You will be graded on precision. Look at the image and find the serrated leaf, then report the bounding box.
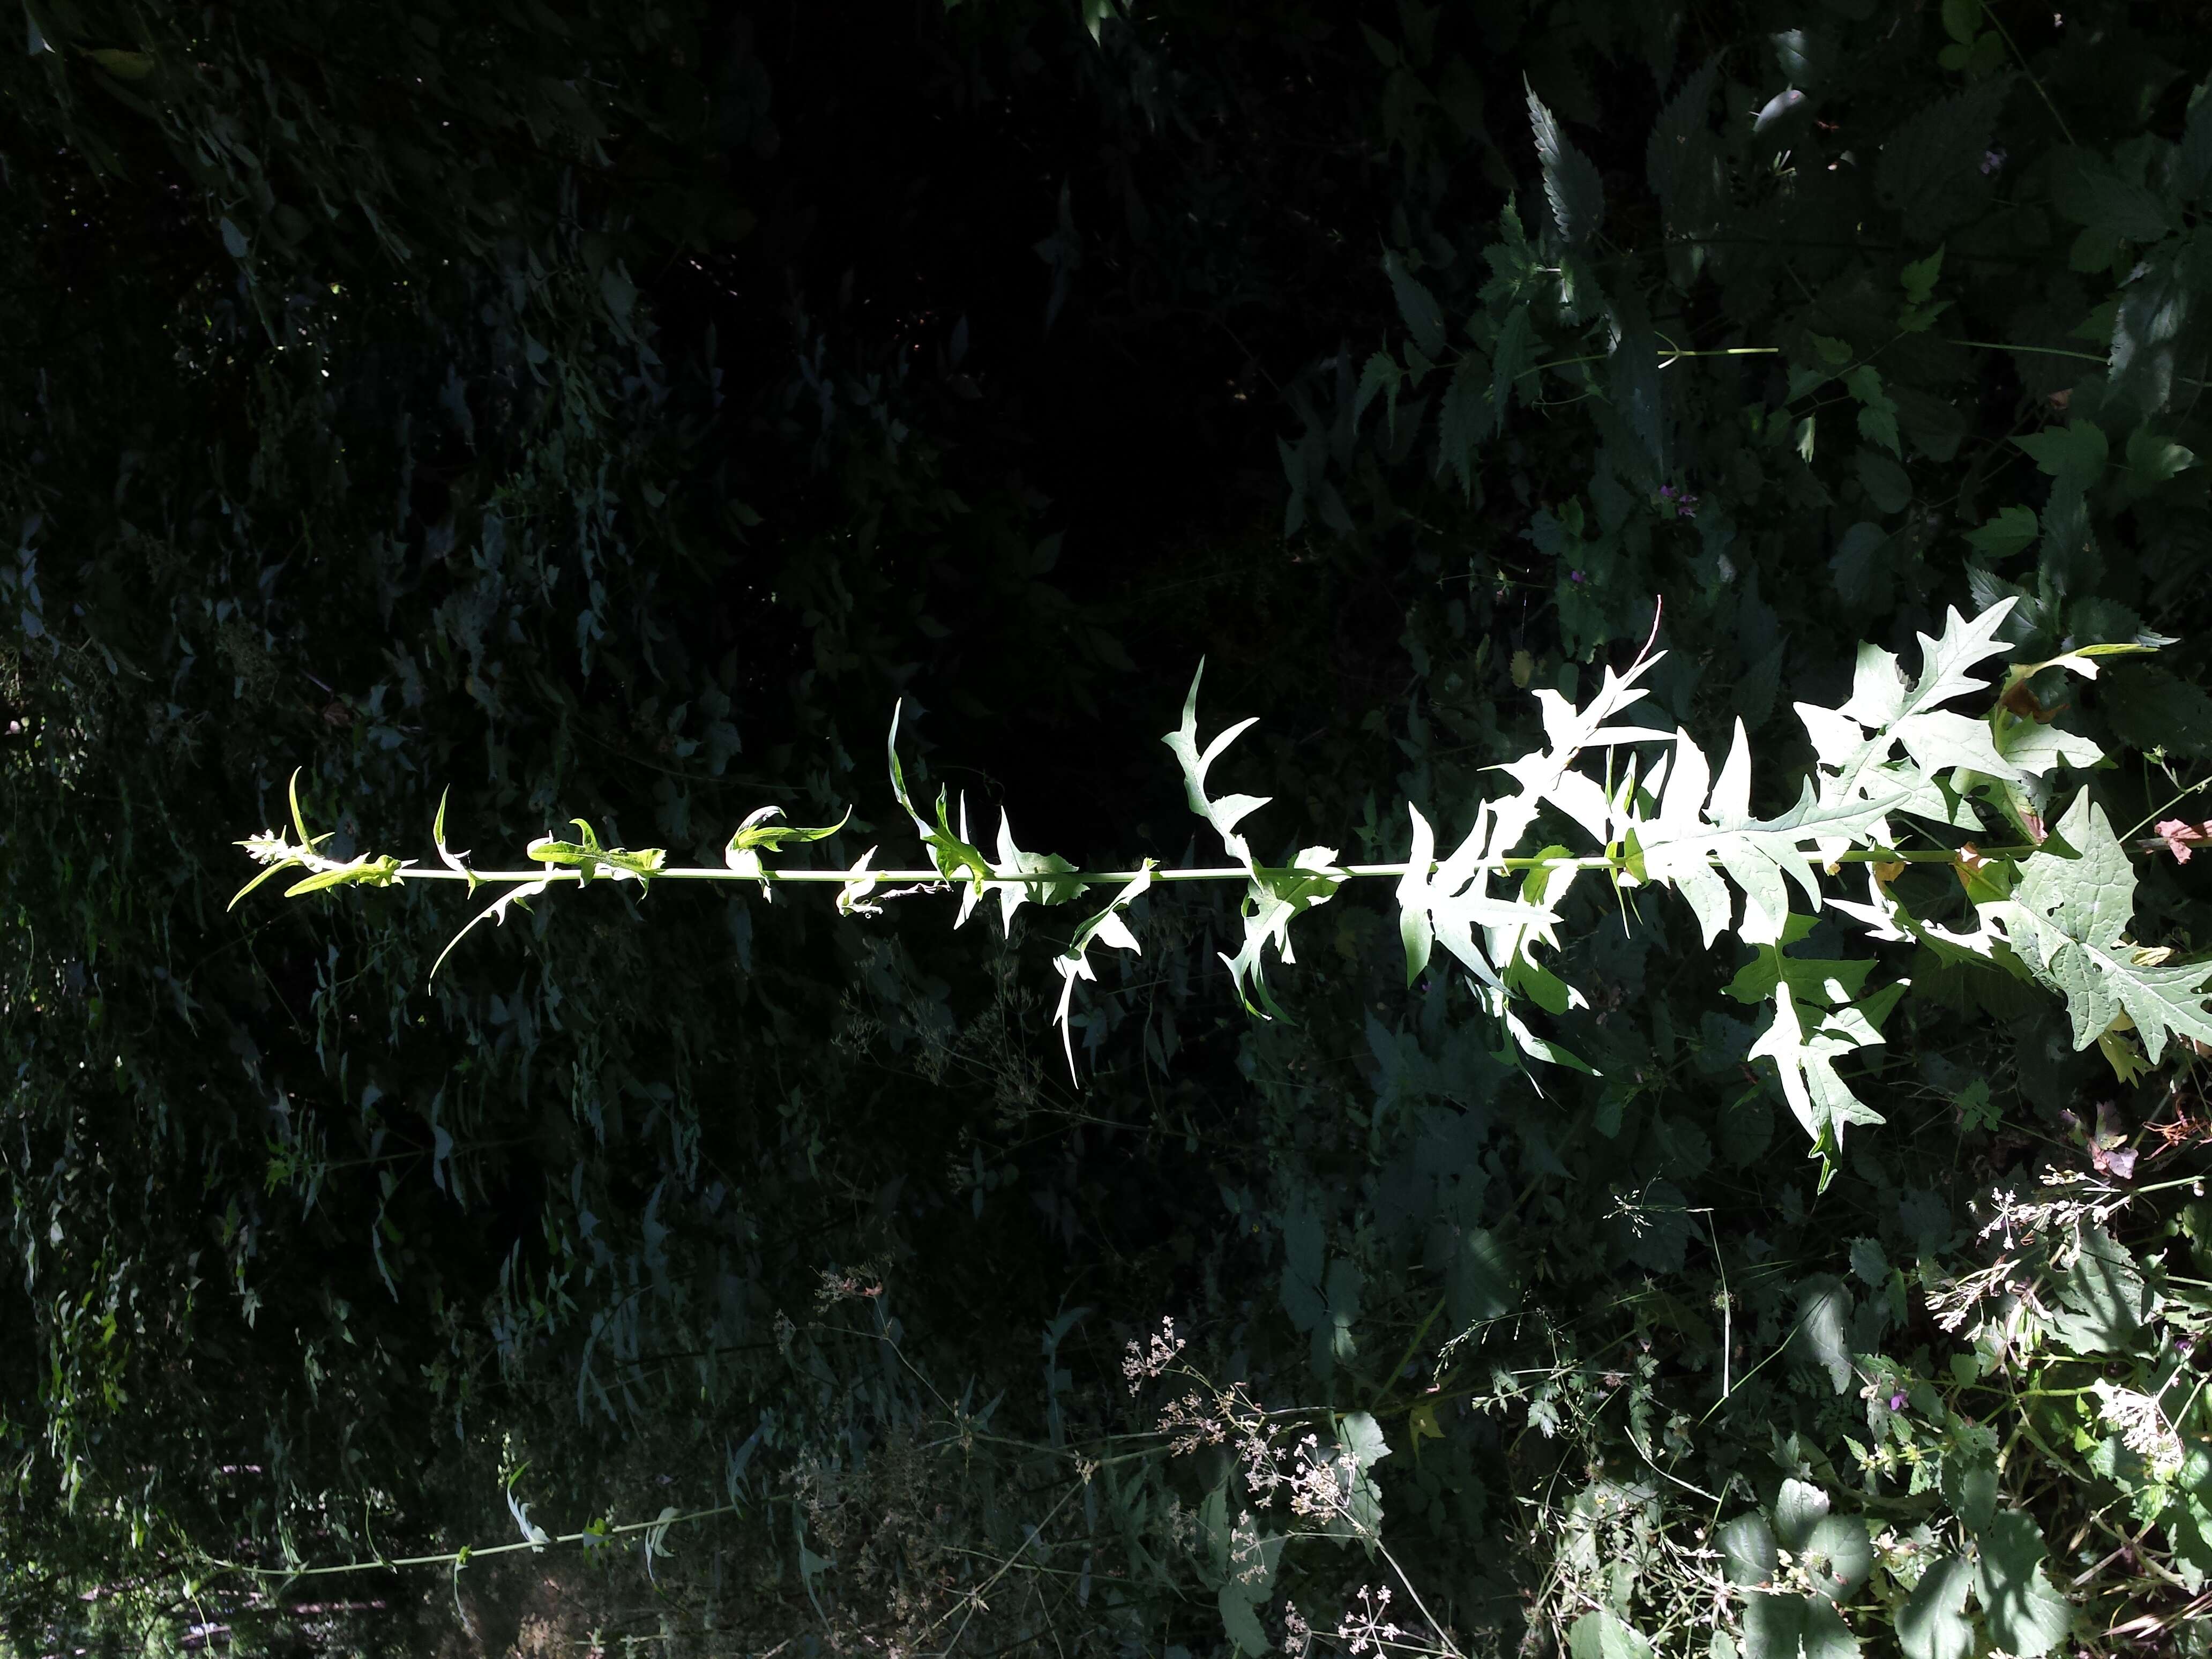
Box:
[1719,1513,1777,1585]
[2051,147,2174,240]
[1528,86,1604,246]
[1973,1511,2072,1657]
[1801,1515,1872,1601]
[1942,1456,1999,1534]
[1899,1554,1975,1659]
[2110,262,2189,416]
[2124,424,2197,484]
[1439,355,1486,496]
[1963,504,2038,559]
[1649,56,1720,186]
[1774,1480,1832,1552]
[1874,77,2007,241]
[1743,1591,1859,1659]
[2050,1224,2153,1350]
[1491,304,1535,435]
[1217,1585,1268,1655]
[2015,419,2109,489]
[1354,349,1400,432]
[1568,1610,1656,1659]
[1384,250,1447,360]
[1844,365,1901,457]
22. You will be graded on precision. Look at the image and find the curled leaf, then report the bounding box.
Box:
[527,819,667,884]
[1052,863,1154,1079]
[431,878,553,981]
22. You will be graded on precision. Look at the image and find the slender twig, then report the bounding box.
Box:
[199,1504,737,1581]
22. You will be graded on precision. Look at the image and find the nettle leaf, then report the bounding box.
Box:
[2016,419,2110,491]
[1963,503,2038,559]
[1383,250,1447,361]
[1844,365,1901,457]
[1897,1553,1976,1659]
[1743,1590,1859,1659]
[1987,791,2212,1064]
[1490,306,1536,440]
[1567,1610,1655,1659]
[2051,146,2174,241]
[1874,76,2007,241]
[1773,1479,1831,1552]
[1216,1585,1268,1656]
[2051,1224,2153,1351]
[2123,424,2197,487]
[1527,85,1604,247]
[1647,56,1722,237]
[1353,348,1401,434]
[1325,1410,1390,1542]
[1972,1511,2073,1657]
[1800,1514,1874,1602]
[1718,1513,1778,1586]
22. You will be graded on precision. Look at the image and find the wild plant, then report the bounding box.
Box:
[238,598,2198,1188]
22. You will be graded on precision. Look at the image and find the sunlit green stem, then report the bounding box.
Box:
[346,843,2043,888]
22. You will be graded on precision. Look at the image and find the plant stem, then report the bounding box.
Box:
[340,844,2045,890]
[200,1504,738,1580]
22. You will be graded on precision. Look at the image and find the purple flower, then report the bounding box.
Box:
[1981,147,2007,176]
[1569,569,1586,584]
[1888,1389,1908,1411]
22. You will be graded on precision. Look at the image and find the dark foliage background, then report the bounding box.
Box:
[5,0,2212,1654]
